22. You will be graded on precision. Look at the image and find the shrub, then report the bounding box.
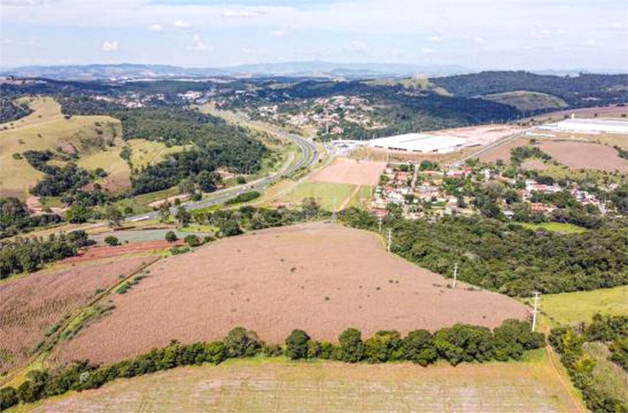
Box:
[338,328,364,363]
[0,387,18,410]
[434,324,494,366]
[184,234,201,247]
[364,330,403,363]
[204,341,227,364]
[165,231,178,243]
[104,235,119,246]
[224,327,262,358]
[285,329,311,360]
[402,329,437,366]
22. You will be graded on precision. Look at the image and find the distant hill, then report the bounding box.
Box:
[0,62,470,81]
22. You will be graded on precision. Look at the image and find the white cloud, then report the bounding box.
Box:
[473,36,484,43]
[187,34,209,52]
[173,20,190,28]
[271,29,288,37]
[529,28,565,39]
[583,39,597,46]
[348,40,368,52]
[429,35,441,42]
[422,47,436,54]
[148,24,164,32]
[223,10,252,19]
[101,40,118,52]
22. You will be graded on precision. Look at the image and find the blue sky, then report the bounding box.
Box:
[0,0,626,70]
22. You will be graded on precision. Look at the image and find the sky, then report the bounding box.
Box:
[0,0,627,71]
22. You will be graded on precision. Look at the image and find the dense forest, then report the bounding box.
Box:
[0,198,62,238]
[430,71,628,107]
[340,209,627,296]
[0,98,32,123]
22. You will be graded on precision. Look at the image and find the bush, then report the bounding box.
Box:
[285,329,311,360]
[224,327,263,358]
[183,234,201,247]
[104,235,119,246]
[434,324,494,366]
[364,330,402,363]
[401,329,437,366]
[165,231,178,243]
[338,328,364,363]
[0,387,18,410]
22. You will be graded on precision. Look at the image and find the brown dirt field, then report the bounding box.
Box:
[521,159,548,171]
[309,158,385,186]
[478,138,530,164]
[0,256,154,372]
[57,222,529,365]
[60,240,183,264]
[537,141,628,173]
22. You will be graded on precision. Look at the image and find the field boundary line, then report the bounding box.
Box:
[545,345,587,413]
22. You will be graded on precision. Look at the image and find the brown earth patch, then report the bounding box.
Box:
[537,141,628,173]
[0,256,154,372]
[60,240,183,264]
[309,158,385,186]
[57,222,529,365]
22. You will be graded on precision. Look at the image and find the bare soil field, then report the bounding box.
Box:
[60,240,182,264]
[29,356,580,413]
[478,137,530,164]
[427,124,523,146]
[538,141,628,173]
[309,158,385,186]
[56,222,528,365]
[0,256,153,372]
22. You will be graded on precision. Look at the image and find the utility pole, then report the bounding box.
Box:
[378,216,383,233]
[532,291,541,332]
[452,263,459,289]
[387,229,392,252]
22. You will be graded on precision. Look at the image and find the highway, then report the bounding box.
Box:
[127,128,318,222]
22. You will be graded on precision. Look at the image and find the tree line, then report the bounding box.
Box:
[0,197,62,239]
[0,320,543,409]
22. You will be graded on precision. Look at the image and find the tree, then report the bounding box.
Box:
[104,236,119,246]
[285,329,311,360]
[165,231,178,243]
[364,330,402,363]
[402,329,437,366]
[106,205,124,228]
[158,201,171,223]
[0,387,18,410]
[301,197,320,219]
[65,203,92,224]
[197,171,222,192]
[338,328,364,363]
[184,234,201,247]
[178,178,196,195]
[175,206,191,227]
[223,327,262,358]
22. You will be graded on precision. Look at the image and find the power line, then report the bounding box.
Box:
[452,263,459,289]
[532,291,541,332]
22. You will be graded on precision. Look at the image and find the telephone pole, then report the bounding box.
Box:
[378,216,383,233]
[532,291,541,332]
[452,263,459,289]
[387,229,392,252]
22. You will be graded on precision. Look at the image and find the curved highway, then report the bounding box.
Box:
[127,129,318,221]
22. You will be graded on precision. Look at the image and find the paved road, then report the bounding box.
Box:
[127,129,318,221]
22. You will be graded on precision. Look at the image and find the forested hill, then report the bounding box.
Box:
[430,71,628,107]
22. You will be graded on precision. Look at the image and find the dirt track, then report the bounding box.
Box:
[57,222,529,364]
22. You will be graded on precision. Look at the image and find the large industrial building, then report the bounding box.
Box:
[540,118,628,134]
[368,133,466,154]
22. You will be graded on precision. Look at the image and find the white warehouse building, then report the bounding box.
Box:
[368,133,466,154]
[540,118,628,134]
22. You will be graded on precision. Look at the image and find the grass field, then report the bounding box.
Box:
[482,91,568,112]
[518,222,587,234]
[18,353,581,413]
[282,181,358,211]
[0,98,122,198]
[533,286,628,326]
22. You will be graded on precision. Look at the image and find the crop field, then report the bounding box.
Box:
[55,222,528,365]
[482,91,568,112]
[25,353,580,413]
[537,141,628,172]
[309,158,385,186]
[535,286,628,326]
[0,98,121,198]
[518,222,587,234]
[0,256,154,373]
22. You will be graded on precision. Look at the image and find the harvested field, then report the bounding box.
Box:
[309,158,385,186]
[478,137,529,163]
[0,256,154,372]
[30,355,580,413]
[60,241,182,264]
[537,141,628,173]
[57,222,529,364]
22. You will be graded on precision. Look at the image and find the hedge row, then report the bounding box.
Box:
[1,320,543,409]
